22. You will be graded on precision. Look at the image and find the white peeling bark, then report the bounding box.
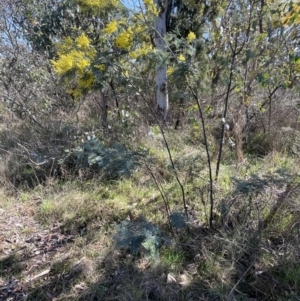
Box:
[154,0,169,122]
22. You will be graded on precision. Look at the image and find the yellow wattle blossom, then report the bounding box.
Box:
[129,43,153,59]
[51,50,92,75]
[76,58,90,71]
[167,66,175,75]
[95,64,106,71]
[143,0,152,5]
[135,25,144,34]
[178,54,186,62]
[123,70,129,78]
[78,0,117,9]
[143,0,159,16]
[187,31,196,42]
[104,20,118,34]
[295,61,300,73]
[51,54,74,75]
[76,33,90,48]
[132,13,143,23]
[68,50,90,71]
[64,37,73,45]
[78,73,95,89]
[55,36,73,53]
[115,29,133,49]
[129,51,139,59]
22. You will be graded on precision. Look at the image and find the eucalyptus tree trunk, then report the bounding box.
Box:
[154,0,169,122]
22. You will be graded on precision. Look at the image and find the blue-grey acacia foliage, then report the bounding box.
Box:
[62,138,147,179]
[114,220,169,261]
